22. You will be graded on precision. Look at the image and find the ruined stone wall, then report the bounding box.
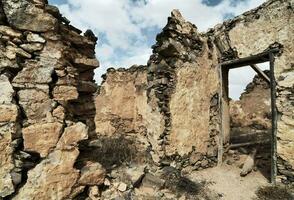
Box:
[1,1,293,198]
[0,0,99,198]
[92,66,154,167]
[230,72,271,144]
[147,10,221,170]
[212,0,294,183]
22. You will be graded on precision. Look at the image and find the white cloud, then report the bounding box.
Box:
[56,0,266,92]
[229,62,269,100]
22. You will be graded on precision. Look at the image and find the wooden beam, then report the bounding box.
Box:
[269,52,278,184]
[229,139,271,149]
[250,64,271,84]
[220,47,280,69]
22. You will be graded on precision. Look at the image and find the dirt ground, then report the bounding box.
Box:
[189,164,269,200]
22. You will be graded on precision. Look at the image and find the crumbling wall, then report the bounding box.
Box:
[1,0,293,198]
[230,72,271,144]
[92,66,157,167]
[0,0,99,198]
[147,10,221,170]
[92,65,221,199]
[213,0,294,183]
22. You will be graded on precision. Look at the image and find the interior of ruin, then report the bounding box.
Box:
[224,59,273,181]
[0,0,293,199]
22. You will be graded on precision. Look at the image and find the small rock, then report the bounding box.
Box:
[88,186,100,200]
[20,43,43,53]
[228,150,235,155]
[125,166,145,186]
[104,178,111,186]
[117,182,127,192]
[226,159,233,165]
[0,25,22,38]
[201,160,209,167]
[11,172,22,186]
[189,152,203,165]
[79,162,106,186]
[142,173,165,189]
[27,33,46,43]
[240,149,257,177]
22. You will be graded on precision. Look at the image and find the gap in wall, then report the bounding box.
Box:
[228,62,272,180]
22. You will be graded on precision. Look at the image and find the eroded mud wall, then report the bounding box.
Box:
[213,0,294,183]
[0,0,99,198]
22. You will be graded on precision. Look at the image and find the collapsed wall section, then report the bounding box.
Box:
[0,0,99,198]
[90,66,156,169]
[212,0,294,183]
[230,71,271,145]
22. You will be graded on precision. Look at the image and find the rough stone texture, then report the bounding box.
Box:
[2,0,57,32]
[230,72,271,146]
[78,162,106,186]
[213,0,294,183]
[0,73,19,197]
[230,72,271,129]
[95,67,149,136]
[22,122,63,157]
[13,122,89,200]
[167,53,219,157]
[92,66,160,165]
[0,0,293,198]
[0,0,99,198]
[146,10,221,169]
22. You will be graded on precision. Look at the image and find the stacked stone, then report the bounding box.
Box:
[0,30,21,196]
[147,10,219,169]
[147,10,187,164]
[212,0,293,184]
[0,0,100,198]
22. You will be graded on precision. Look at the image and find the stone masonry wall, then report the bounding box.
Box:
[212,0,294,183]
[147,10,221,170]
[92,66,154,168]
[0,0,99,198]
[0,0,293,199]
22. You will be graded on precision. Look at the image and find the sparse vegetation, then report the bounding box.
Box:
[76,136,142,170]
[255,185,294,200]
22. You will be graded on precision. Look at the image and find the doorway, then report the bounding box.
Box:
[219,50,278,183]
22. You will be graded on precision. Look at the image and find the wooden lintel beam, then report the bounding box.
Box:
[250,64,271,84]
[220,47,280,69]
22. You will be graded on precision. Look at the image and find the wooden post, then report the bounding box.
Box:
[269,52,277,184]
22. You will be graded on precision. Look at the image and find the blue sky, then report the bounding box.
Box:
[49,0,266,99]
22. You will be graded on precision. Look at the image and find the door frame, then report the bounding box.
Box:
[218,48,279,183]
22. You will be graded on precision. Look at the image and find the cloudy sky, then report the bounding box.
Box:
[48,0,268,99]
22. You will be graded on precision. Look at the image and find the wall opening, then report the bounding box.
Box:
[229,62,271,181]
[219,50,277,183]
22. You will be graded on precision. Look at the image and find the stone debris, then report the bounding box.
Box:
[0,0,293,199]
[79,162,106,186]
[240,149,257,177]
[117,182,127,192]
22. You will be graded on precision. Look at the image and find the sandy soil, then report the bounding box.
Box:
[189,164,270,200]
